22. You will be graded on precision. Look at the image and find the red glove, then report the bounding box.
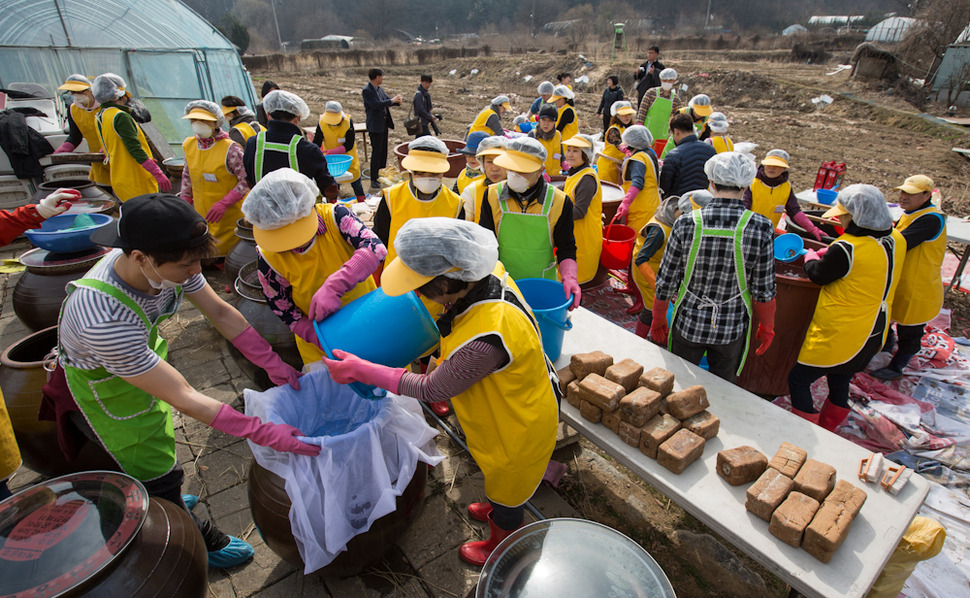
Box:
[205,189,243,223]
[209,404,319,456]
[803,249,820,263]
[53,141,76,154]
[309,249,381,321]
[753,299,776,356]
[651,299,669,345]
[325,145,346,155]
[140,159,172,192]
[230,326,302,389]
[320,349,406,393]
[558,258,582,310]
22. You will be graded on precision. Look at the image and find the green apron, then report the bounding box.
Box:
[496,182,559,281]
[644,96,673,146]
[669,210,754,375]
[254,131,299,183]
[61,277,182,481]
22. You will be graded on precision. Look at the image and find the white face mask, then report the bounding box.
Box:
[412,177,442,194]
[72,94,93,109]
[661,82,674,91]
[506,171,533,193]
[191,122,214,138]
[141,259,185,290]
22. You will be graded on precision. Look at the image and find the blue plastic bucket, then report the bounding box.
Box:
[313,288,440,398]
[774,233,807,263]
[515,278,573,361]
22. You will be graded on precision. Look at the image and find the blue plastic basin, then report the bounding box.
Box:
[815,188,837,205]
[774,233,807,263]
[25,213,113,253]
[325,154,353,177]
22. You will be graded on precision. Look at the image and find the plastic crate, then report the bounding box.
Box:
[0,175,33,210]
[44,164,92,182]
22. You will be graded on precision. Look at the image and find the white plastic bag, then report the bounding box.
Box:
[245,367,443,573]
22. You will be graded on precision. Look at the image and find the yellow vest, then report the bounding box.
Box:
[456,168,484,195]
[260,204,377,364]
[0,388,21,481]
[631,217,671,308]
[564,167,602,284]
[557,105,579,141]
[468,107,499,136]
[463,179,490,224]
[621,152,661,234]
[532,130,563,176]
[70,103,111,185]
[317,113,361,181]
[711,136,734,153]
[182,136,243,256]
[440,268,558,506]
[749,178,790,228]
[893,206,946,325]
[595,124,627,186]
[96,106,158,202]
[798,230,906,367]
[231,121,262,144]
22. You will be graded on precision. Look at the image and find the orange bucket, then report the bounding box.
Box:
[601,215,637,269]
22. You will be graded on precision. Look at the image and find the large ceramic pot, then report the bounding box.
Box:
[0,327,116,476]
[0,471,207,598]
[737,237,827,397]
[225,218,258,293]
[393,139,467,179]
[13,247,109,331]
[33,179,117,214]
[248,459,427,577]
[785,209,842,242]
[226,265,303,390]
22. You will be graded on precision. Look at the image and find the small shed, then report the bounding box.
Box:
[865,17,918,44]
[932,44,970,107]
[850,43,899,82]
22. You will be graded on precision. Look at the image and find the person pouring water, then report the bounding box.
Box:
[321,217,561,567]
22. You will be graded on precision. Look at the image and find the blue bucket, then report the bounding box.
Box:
[313,287,440,398]
[815,188,837,205]
[515,278,573,361]
[774,233,807,263]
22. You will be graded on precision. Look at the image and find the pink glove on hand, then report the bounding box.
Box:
[290,318,323,350]
[803,249,820,263]
[325,145,346,155]
[792,211,823,242]
[209,404,319,456]
[180,194,193,205]
[140,159,172,192]
[53,141,76,154]
[651,299,669,345]
[542,172,552,183]
[309,249,382,321]
[558,258,582,310]
[615,186,640,221]
[230,326,302,389]
[205,189,244,223]
[320,349,406,394]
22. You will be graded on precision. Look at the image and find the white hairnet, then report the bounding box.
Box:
[325,100,342,113]
[91,73,127,104]
[836,184,893,230]
[678,189,714,213]
[568,133,597,163]
[704,151,757,188]
[491,95,511,107]
[537,81,555,95]
[241,168,318,230]
[708,112,728,133]
[621,125,654,151]
[183,99,225,128]
[552,85,575,100]
[690,94,712,109]
[659,68,678,81]
[64,74,91,87]
[410,135,448,155]
[610,100,633,117]
[395,217,498,283]
[476,136,507,156]
[263,90,310,120]
[506,136,547,163]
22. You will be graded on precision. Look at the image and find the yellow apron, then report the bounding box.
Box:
[893,206,946,325]
[383,181,462,320]
[631,218,671,309]
[0,388,21,482]
[749,178,790,228]
[532,131,563,176]
[456,168,484,195]
[798,230,906,367]
[441,268,559,507]
[557,105,578,141]
[464,179,490,224]
[318,113,361,181]
[711,136,734,153]
[182,136,243,256]
[468,107,499,136]
[70,103,111,185]
[96,106,158,202]
[595,124,627,185]
[260,204,377,364]
[231,121,262,144]
[621,152,661,234]
[564,167,602,284]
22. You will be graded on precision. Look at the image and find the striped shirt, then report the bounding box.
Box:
[58,249,206,377]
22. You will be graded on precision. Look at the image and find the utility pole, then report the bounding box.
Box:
[705,0,713,31]
[270,0,283,51]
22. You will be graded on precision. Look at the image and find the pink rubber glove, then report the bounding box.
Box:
[205,189,243,223]
[309,249,381,321]
[320,349,406,394]
[561,160,570,172]
[325,145,346,155]
[558,258,582,310]
[140,159,172,192]
[290,318,323,350]
[803,249,820,263]
[616,186,639,221]
[792,211,823,242]
[651,299,669,345]
[619,144,634,157]
[53,141,76,154]
[542,172,552,183]
[180,194,193,205]
[816,246,829,258]
[230,326,302,389]
[209,404,319,456]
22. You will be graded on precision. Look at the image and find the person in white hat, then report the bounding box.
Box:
[549,85,579,141]
[704,112,733,153]
[91,73,171,201]
[220,95,264,146]
[636,67,681,147]
[461,136,507,224]
[596,100,637,185]
[562,134,603,285]
[791,185,906,431]
[659,92,714,159]
[321,217,560,567]
[742,149,824,240]
[528,81,556,117]
[53,74,112,186]
[468,95,512,137]
[179,100,249,257]
[312,100,366,202]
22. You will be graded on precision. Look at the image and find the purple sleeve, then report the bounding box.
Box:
[398,339,507,403]
[332,204,388,261]
[256,253,305,327]
[784,188,802,219]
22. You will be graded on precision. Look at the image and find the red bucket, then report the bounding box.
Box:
[601,216,637,269]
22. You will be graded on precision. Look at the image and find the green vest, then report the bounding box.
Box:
[254,131,299,183]
[61,277,181,481]
[496,182,559,281]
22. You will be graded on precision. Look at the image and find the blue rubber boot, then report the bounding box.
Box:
[182,494,199,510]
[208,536,254,568]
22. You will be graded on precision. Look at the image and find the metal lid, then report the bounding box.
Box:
[477,518,675,598]
[18,246,110,272]
[0,471,150,598]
